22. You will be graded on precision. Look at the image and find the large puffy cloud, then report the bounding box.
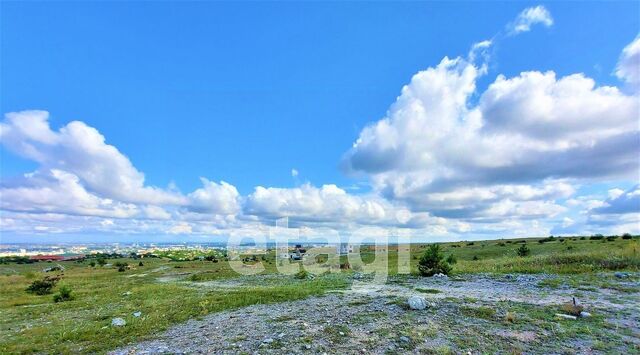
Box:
[0,110,185,205]
[0,111,245,229]
[186,179,241,215]
[343,39,639,219]
[245,183,393,225]
[0,169,138,218]
[243,183,462,231]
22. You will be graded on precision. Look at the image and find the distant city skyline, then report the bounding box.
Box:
[1,2,639,243]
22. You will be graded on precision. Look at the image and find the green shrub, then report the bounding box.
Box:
[26,276,60,295]
[590,234,604,240]
[88,261,96,267]
[418,244,452,276]
[622,233,632,240]
[472,255,479,261]
[97,258,107,266]
[516,244,531,257]
[114,262,128,272]
[53,286,74,302]
[446,254,457,265]
[294,269,309,279]
[138,261,144,267]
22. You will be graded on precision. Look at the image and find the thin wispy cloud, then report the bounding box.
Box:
[507,5,554,35]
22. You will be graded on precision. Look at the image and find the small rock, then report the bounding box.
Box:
[278,332,285,338]
[111,318,126,327]
[304,344,311,350]
[433,273,448,278]
[614,272,630,279]
[400,336,410,343]
[263,338,274,344]
[579,311,592,318]
[339,331,345,336]
[407,296,429,310]
[555,313,577,320]
[133,311,142,317]
[122,291,132,296]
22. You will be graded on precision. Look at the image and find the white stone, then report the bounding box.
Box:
[111,318,126,326]
[407,296,429,310]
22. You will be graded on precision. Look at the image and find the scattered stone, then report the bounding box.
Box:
[433,273,448,278]
[339,331,345,336]
[555,313,577,320]
[43,264,65,273]
[400,336,410,343]
[408,296,429,310]
[122,291,132,296]
[263,338,274,344]
[111,318,127,327]
[504,274,515,280]
[133,312,142,318]
[614,272,630,279]
[579,311,592,318]
[304,344,311,350]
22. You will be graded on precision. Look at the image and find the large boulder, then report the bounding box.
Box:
[407,296,429,310]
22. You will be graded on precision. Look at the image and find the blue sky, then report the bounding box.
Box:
[1,2,639,242]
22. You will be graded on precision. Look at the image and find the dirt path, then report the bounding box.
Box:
[111,273,640,354]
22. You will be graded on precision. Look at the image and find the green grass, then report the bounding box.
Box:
[0,236,638,353]
[0,258,349,354]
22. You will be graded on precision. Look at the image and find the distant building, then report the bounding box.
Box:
[337,243,353,255]
[30,255,65,261]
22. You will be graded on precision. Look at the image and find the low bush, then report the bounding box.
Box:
[26,276,61,295]
[294,269,309,279]
[590,234,604,240]
[53,286,74,302]
[622,233,632,240]
[516,244,531,257]
[114,262,128,272]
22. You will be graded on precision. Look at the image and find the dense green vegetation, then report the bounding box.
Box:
[0,236,637,353]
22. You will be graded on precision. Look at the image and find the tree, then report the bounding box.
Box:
[418,244,452,276]
[516,244,531,257]
[97,258,107,266]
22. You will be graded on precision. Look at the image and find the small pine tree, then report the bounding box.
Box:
[138,261,144,267]
[418,244,452,276]
[53,286,74,302]
[445,254,457,265]
[516,244,530,257]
